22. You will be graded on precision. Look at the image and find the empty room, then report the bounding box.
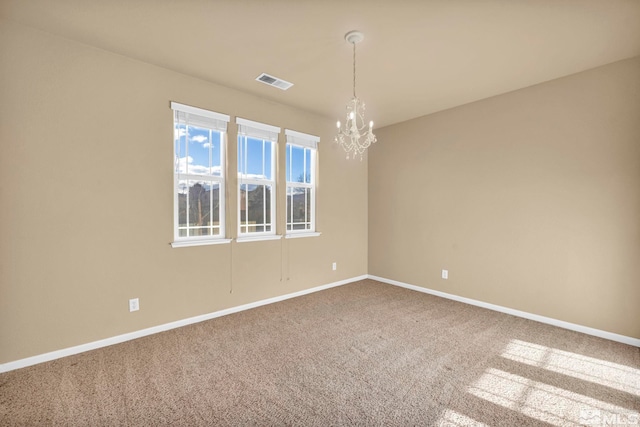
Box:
[1,1,639,426]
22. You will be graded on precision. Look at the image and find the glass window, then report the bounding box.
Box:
[237,118,280,237]
[172,102,229,244]
[285,130,318,234]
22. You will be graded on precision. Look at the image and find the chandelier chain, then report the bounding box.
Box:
[353,41,356,98]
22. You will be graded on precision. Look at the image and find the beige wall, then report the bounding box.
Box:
[369,56,640,339]
[0,19,368,364]
[2,17,638,367]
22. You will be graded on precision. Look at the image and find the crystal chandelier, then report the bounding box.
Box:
[335,31,376,160]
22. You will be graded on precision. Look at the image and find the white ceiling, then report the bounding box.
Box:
[2,0,640,128]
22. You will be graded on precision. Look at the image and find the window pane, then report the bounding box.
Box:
[292,186,306,224]
[238,137,246,176]
[264,140,272,180]
[242,184,272,233]
[178,179,188,236]
[210,131,222,176]
[175,124,187,174]
[246,137,264,178]
[188,181,209,230]
[247,184,265,225]
[178,126,223,177]
[239,137,273,181]
[305,188,311,227]
[240,184,246,223]
[286,145,292,182]
[287,186,312,231]
[188,181,212,236]
[177,180,221,237]
[290,145,305,183]
[210,182,221,234]
[188,126,210,175]
[286,187,293,227]
[305,148,312,184]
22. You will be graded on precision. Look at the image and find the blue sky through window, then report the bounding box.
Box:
[175,124,222,176]
[287,145,309,183]
[176,126,312,183]
[238,136,273,180]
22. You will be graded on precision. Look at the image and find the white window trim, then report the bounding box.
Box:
[171,102,230,123]
[284,232,321,239]
[285,129,319,235]
[171,238,232,248]
[237,117,280,135]
[236,118,280,238]
[171,102,230,247]
[284,129,319,149]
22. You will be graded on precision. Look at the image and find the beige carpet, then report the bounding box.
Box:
[1,279,638,426]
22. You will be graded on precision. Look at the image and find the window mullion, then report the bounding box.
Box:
[289,186,293,230]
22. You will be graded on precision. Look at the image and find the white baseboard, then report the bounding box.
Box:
[368,275,640,347]
[0,275,368,374]
[4,273,635,374]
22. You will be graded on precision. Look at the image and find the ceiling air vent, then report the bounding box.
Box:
[256,73,294,91]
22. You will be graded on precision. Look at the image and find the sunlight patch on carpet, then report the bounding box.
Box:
[501,339,640,396]
[435,409,489,426]
[467,367,638,426]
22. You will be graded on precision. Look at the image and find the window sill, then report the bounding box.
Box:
[285,232,322,239]
[171,238,232,248]
[236,235,282,243]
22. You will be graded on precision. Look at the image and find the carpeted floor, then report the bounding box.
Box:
[1,279,638,426]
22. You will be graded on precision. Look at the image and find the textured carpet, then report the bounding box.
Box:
[1,279,638,426]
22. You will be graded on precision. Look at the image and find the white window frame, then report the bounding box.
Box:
[285,129,320,238]
[236,117,280,240]
[171,102,231,248]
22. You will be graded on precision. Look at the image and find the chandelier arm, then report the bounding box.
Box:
[342,139,355,153]
[356,105,366,131]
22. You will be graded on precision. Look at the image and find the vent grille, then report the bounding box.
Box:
[256,73,293,91]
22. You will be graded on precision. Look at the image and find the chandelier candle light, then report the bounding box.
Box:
[335,30,376,160]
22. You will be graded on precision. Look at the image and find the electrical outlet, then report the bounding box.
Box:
[442,269,448,280]
[332,262,337,271]
[129,298,139,312]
